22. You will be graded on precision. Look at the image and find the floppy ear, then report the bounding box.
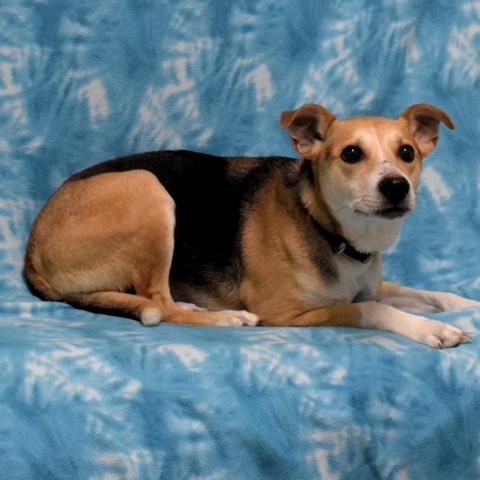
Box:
[280,103,336,159]
[399,104,455,157]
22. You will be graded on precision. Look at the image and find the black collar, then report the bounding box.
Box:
[309,215,375,264]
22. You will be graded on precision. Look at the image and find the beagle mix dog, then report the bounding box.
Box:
[25,103,479,348]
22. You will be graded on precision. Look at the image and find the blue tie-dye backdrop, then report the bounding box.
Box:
[1,1,480,479]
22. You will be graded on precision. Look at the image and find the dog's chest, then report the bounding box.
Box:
[300,254,382,307]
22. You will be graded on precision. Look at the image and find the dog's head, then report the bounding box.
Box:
[280,103,454,251]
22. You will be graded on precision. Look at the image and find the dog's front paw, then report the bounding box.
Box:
[423,321,472,349]
[215,310,260,327]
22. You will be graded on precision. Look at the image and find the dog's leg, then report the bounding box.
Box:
[62,291,165,325]
[62,291,258,327]
[376,282,480,313]
[160,308,260,327]
[273,302,471,348]
[130,197,259,327]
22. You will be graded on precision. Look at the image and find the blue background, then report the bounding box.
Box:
[1,1,480,478]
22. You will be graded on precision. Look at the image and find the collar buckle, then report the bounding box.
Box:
[333,241,347,255]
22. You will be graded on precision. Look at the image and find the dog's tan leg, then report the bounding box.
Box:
[376,282,480,313]
[127,202,259,327]
[161,308,260,327]
[60,290,258,327]
[270,301,471,348]
[61,291,165,325]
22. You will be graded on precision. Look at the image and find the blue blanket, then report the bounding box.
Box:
[1,1,480,478]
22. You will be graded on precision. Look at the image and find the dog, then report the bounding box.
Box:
[25,103,480,348]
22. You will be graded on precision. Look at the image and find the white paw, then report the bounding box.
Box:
[175,301,207,312]
[215,310,260,327]
[423,321,472,349]
[140,307,162,327]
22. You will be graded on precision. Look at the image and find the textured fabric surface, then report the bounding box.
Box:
[1,1,480,478]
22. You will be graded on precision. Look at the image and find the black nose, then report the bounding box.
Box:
[379,176,410,205]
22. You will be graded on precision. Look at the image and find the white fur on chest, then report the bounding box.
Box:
[300,254,383,307]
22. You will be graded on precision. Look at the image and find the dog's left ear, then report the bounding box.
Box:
[399,104,455,157]
[280,103,336,159]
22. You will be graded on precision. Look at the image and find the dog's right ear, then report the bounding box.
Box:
[280,103,336,159]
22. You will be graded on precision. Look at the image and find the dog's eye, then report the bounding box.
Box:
[399,144,415,163]
[341,145,364,164]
